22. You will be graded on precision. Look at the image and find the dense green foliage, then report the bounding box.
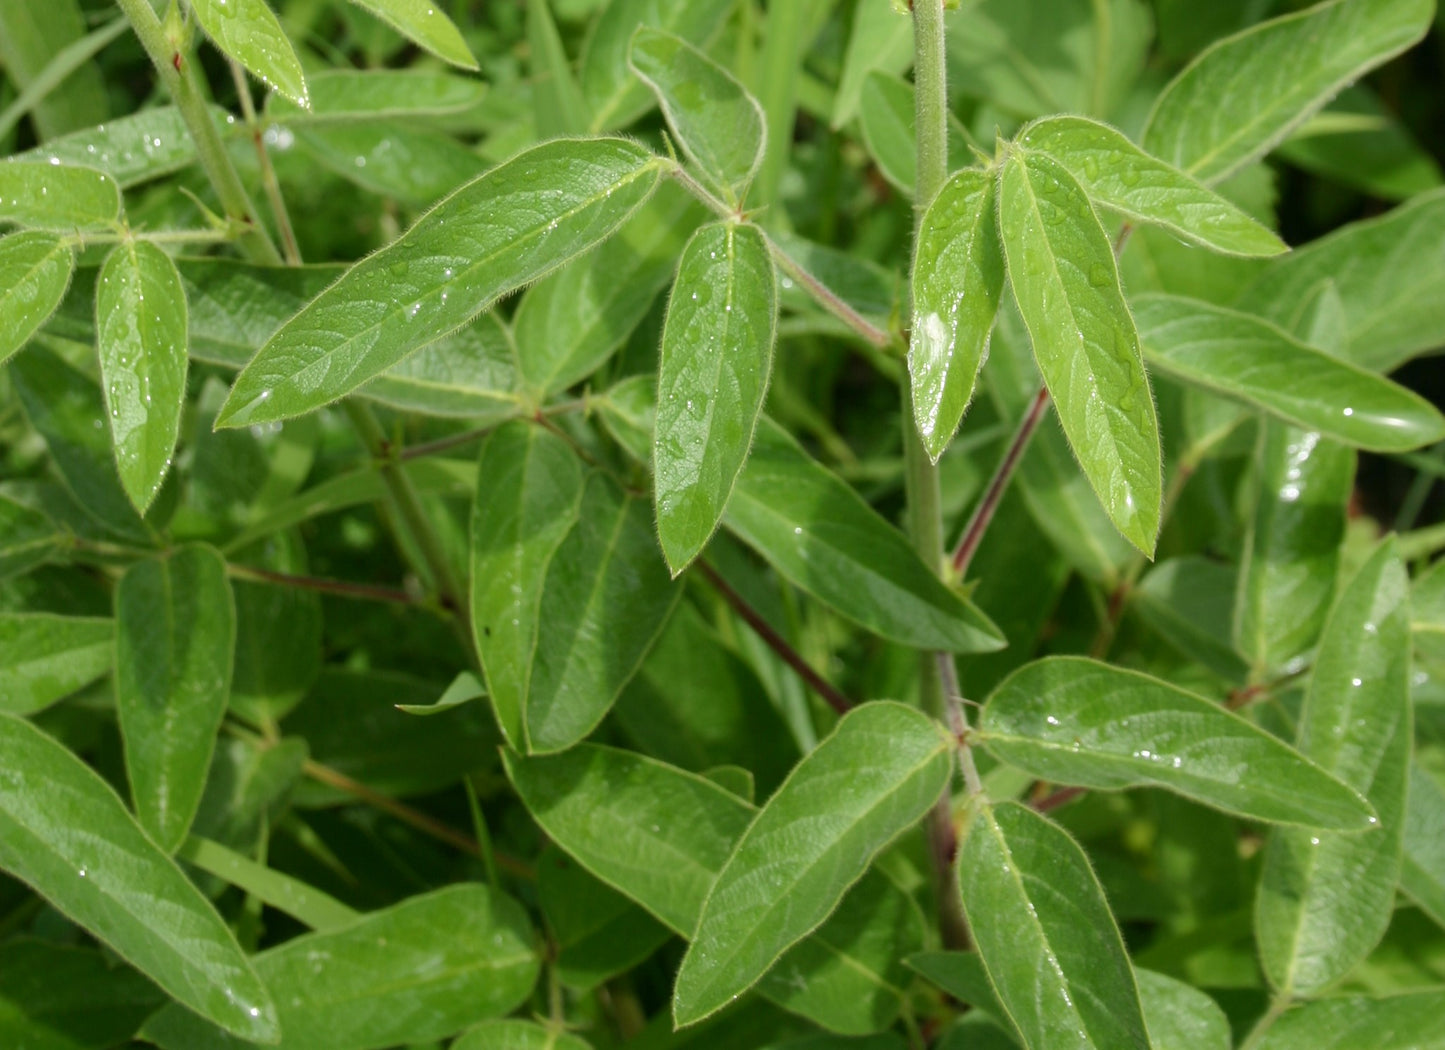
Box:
[3,1,1445,1048]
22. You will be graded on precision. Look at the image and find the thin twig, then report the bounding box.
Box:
[696,561,854,715]
[768,239,893,349]
[950,384,1051,575]
[228,58,302,266]
[225,563,418,605]
[1032,785,1086,813]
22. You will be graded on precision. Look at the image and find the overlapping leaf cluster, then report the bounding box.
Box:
[2,1,1445,1049]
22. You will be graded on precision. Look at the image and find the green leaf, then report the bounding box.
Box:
[190,735,307,853]
[290,120,487,206]
[909,168,1005,460]
[142,884,539,1049]
[229,566,324,724]
[453,1020,594,1050]
[360,312,522,420]
[1134,970,1232,1050]
[1257,540,1410,996]
[580,0,731,133]
[17,106,211,187]
[726,419,1004,653]
[1234,424,1354,674]
[1133,557,1248,683]
[1133,295,1445,451]
[998,147,1161,554]
[96,239,188,512]
[0,231,73,365]
[395,669,485,716]
[10,344,151,543]
[0,938,163,1050]
[470,421,585,751]
[979,656,1377,829]
[115,544,235,852]
[0,612,112,716]
[672,702,953,1026]
[1142,0,1434,184]
[0,493,62,580]
[0,712,277,1041]
[957,800,1150,1050]
[856,72,977,202]
[505,744,925,1034]
[346,0,479,70]
[1232,188,1445,373]
[527,0,589,136]
[217,138,665,427]
[177,835,359,933]
[1402,763,1445,930]
[188,0,308,107]
[178,259,341,368]
[0,0,108,139]
[655,220,777,573]
[630,28,766,201]
[832,0,913,128]
[1254,991,1445,1050]
[267,70,486,121]
[512,181,702,397]
[0,160,119,230]
[1019,116,1286,257]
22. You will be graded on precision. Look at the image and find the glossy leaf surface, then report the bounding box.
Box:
[0,713,277,1041]
[630,28,765,200]
[0,612,112,715]
[1257,541,1410,995]
[217,138,665,427]
[726,419,1004,653]
[115,544,234,852]
[655,221,777,572]
[1143,0,1434,183]
[909,168,1004,460]
[96,239,188,511]
[1000,148,1161,554]
[1019,116,1285,256]
[980,657,1376,829]
[188,0,308,106]
[0,160,119,229]
[1234,424,1354,674]
[1133,294,1445,451]
[142,884,538,1049]
[0,231,73,365]
[1254,991,1445,1050]
[674,702,953,1026]
[957,800,1150,1050]
[17,106,209,187]
[347,0,478,69]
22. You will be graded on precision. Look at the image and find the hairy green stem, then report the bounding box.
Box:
[229,59,302,266]
[114,0,280,264]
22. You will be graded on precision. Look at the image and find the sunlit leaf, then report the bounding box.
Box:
[1143,0,1434,184]
[267,70,485,122]
[188,0,308,107]
[0,712,277,1041]
[655,220,777,573]
[999,147,1161,554]
[0,160,119,229]
[346,0,478,69]
[16,106,212,187]
[909,168,1004,460]
[217,138,666,427]
[833,0,912,128]
[980,656,1377,829]
[0,231,73,366]
[1254,991,1445,1050]
[0,612,112,716]
[1257,540,1410,996]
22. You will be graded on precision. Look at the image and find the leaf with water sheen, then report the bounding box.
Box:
[1142,0,1434,184]
[1233,188,1445,372]
[980,656,1377,829]
[96,240,188,512]
[1019,116,1285,256]
[999,148,1161,554]
[1234,424,1354,674]
[1254,991,1445,1050]
[909,168,1004,460]
[655,221,777,573]
[217,138,666,427]
[1257,540,1410,996]
[673,702,953,1026]
[0,160,120,230]
[188,0,308,106]
[0,613,112,716]
[453,1020,594,1050]
[115,544,235,853]
[505,744,925,1035]
[142,884,539,1049]
[1133,295,1444,451]
[346,0,478,69]
[470,421,584,751]
[0,231,73,365]
[0,713,277,1041]
[726,419,1004,653]
[630,28,765,201]
[957,800,1150,1050]
[17,106,214,187]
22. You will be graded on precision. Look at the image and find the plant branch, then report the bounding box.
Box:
[951,384,1050,576]
[228,58,302,266]
[114,0,281,264]
[225,563,419,605]
[768,241,893,348]
[696,560,853,716]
